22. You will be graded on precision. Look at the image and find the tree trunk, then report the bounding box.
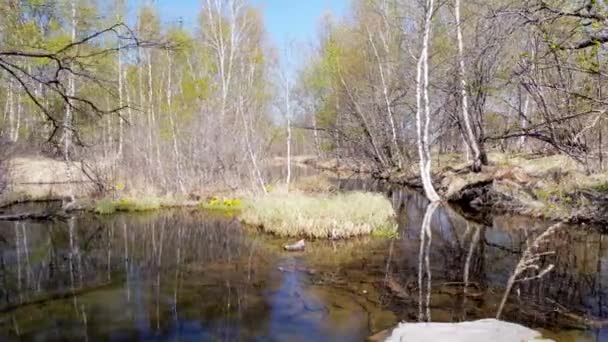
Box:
[518,94,529,149]
[415,0,440,202]
[117,35,124,157]
[455,0,482,172]
[166,51,185,193]
[312,107,321,158]
[6,80,14,142]
[367,26,402,167]
[285,76,292,192]
[63,0,76,160]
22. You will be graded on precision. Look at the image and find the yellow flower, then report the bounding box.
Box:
[116,181,125,191]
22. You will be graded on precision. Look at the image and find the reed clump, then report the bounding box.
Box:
[240,192,396,239]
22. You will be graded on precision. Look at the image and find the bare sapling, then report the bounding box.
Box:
[496,222,563,319]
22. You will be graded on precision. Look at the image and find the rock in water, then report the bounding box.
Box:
[284,239,305,251]
[386,319,552,342]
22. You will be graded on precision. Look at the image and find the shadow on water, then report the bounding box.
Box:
[0,176,607,340]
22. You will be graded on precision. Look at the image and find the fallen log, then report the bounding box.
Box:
[0,211,68,221]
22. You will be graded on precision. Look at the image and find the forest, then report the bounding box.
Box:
[1,0,608,340]
[0,0,607,203]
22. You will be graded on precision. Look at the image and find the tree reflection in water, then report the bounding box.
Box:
[0,184,606,340]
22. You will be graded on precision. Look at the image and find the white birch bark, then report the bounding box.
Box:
[519,94,529,148]
[117,31,124,157]
[13,77,22,142]
[238,75,267,193]
[63,0,77,204]
[285,75,292,192]
[6,80,14,142]
[204,0,244,125]
[455,0,482,171]
[63,0,76,160]
[367,26,402,167]
[311,106,321,158]
[415,0,440,202]
[245,58,267,193]
[166,51,185,193]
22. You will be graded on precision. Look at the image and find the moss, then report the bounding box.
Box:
[240,192,396,239]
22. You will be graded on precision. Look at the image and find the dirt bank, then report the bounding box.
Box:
[0,157,97,207]
[310,153,608,225]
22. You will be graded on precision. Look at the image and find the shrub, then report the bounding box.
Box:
[240,192,396,239]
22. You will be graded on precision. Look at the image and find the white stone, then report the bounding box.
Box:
[386,319,552,342]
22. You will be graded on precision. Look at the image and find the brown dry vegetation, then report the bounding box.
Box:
[437,153,608,224]
[307,153,608,224]
[240,192,397,239]
[0,157,96,206]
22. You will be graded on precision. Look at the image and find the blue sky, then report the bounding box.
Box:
[251,0,348,47]
[129,0,348,50]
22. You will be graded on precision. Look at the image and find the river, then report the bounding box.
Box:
[0,177,606,341]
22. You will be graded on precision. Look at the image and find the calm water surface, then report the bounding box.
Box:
[0,178,607,341]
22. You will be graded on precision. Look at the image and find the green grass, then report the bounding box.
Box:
[94,196,163,214]
[240,191,396,239]
[200,197,244,213]
[592,182,608,193]
[95,198,118,214]
[371,225,399,239]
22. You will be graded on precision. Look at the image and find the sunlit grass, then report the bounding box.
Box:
[200,197,244,213]
[240,192,396,239]
[94,196,171,214]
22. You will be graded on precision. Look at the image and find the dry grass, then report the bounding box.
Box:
[240,191,396,239]
[441,152,608,222]
[268,174,337,194]
[3,157,96,202]
[94,196,190,215]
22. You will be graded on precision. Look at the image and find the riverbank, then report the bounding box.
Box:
[3,153,607,226]
[0,157,395,241]
[306,153,608,225]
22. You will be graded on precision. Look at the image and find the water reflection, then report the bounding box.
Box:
[0,210,396,340]
[418,201,438,322]
[0,180,607,340]
[338,177,608,340]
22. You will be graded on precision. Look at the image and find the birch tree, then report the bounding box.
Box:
[454,0,482,172]
[415,0,440,202]
[63,0,77,160]
[278,45,294,192]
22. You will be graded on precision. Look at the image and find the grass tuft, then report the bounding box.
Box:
[94,196,163,214]
[95,198,117,214]
[200,197,244,213]
[593,182,608,193]
[370,225,399,239]
[240,191,396,239]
